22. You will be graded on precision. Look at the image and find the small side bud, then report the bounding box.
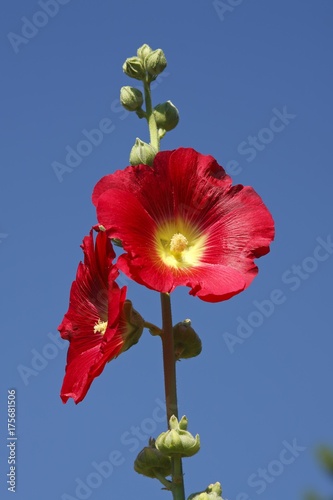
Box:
[154,101,179,132]
[145,49,167,80]
[134,438,172,479]
[122,57,146,81]
[120,86,143,111]
[120,300,144,353]
[137,43,153,61]
[173,319,202,360]
[156,415,200,458]
[188,482,223,500]
[129,138,157,166]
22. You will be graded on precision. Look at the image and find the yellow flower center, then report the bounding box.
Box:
[169,233,189,254]
[93,319,108,335]
[155,219,207,270]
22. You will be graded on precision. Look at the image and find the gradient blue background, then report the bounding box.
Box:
[1,1,333,499]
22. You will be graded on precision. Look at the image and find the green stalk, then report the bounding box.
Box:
[143,78,160,152]
[144,80,185,500]
[160,293,185,500]
[160,293,178,421]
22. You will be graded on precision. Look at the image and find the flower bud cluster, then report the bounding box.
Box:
[134,417,200,483]
[121,45,179,161]
[122,44,167,83]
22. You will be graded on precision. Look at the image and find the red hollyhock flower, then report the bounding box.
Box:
[59,230,143,404]
[92,148,275,302]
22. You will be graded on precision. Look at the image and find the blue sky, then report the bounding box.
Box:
[1,1,333,499]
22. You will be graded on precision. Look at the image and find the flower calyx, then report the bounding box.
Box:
[129,138,157,166]
[120,300,144,353]
[187,482,224,500]
[173,319,202,360]
[155,415,200,458]
[134,438,172,479]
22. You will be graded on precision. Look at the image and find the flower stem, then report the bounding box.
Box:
[155,472,172,490]
[144,78,160,152]
[143,320,163,336]
[145,75,184,500]
[160,293,185,500]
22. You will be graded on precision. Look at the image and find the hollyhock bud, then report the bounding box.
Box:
[120,86,143,111]
[121,300,144,353]
[129,138,157,166]
[134,438,172,478]
[154,101,179,132]
[155,416,200,458]
[137,43,153,61]
[122,56,146,81]
[188,482,223,500]
[145,49,167,80]
[173,319,202,360]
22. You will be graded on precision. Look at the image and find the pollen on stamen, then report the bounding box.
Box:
[169,233,189,253]
[93,319,108,335]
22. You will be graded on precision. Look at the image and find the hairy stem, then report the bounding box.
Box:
[144,78,160,152]
[145,77,184,500]
[160,293,185,500]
